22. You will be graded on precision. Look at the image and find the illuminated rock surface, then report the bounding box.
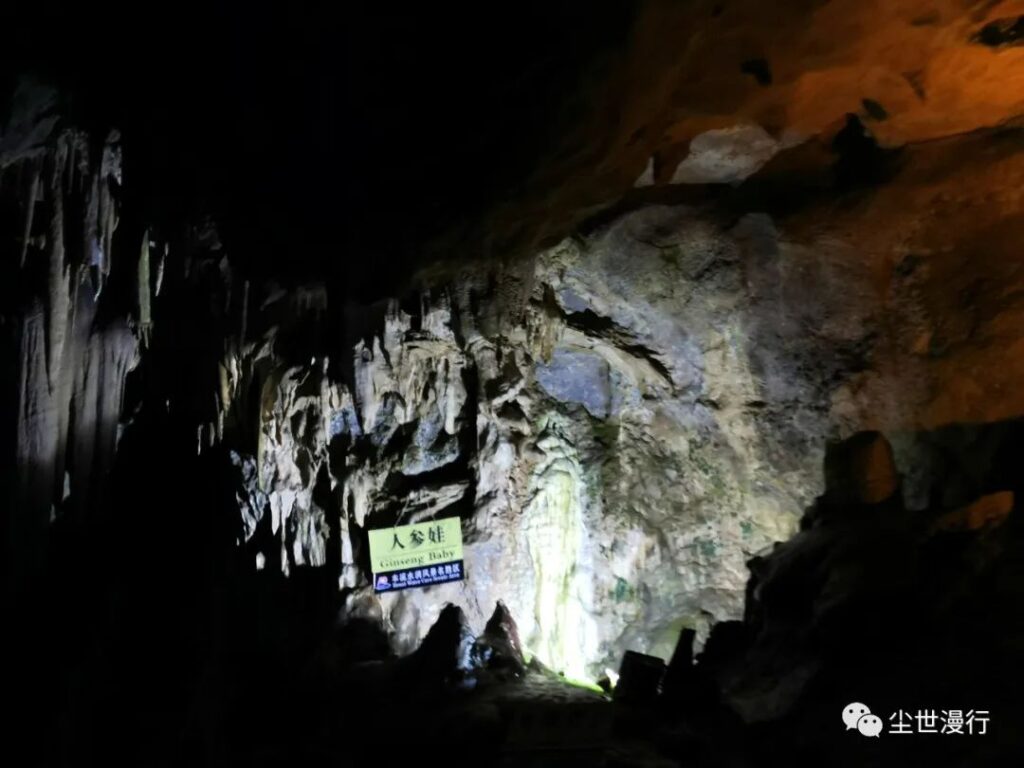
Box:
[5,3,1024,765]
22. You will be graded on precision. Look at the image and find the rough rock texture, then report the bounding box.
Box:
[663,433,1024,766]
[1,82,140,593]
[419,0,1024,274]
[9,7,1024,764]
[472,600,527,678]
[209,169,1024,681]
[139,114,1024,679]
[217,208,823,677]
[10,91,1024,688]
[657,0,1024,154]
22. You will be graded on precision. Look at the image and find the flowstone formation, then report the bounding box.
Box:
[221,203,899,678]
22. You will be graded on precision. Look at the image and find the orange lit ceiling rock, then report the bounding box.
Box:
[443,1,1024,266]
[419,2,1024,440]
[770,127,1024,432]
[655,0,1024,181]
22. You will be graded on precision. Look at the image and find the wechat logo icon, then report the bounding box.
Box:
[843,702,882,737]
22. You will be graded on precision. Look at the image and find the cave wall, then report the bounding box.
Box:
[9,103,1024,682]
[8,0,1024,685]
[219,167,1024,678]
[1,83,140,597]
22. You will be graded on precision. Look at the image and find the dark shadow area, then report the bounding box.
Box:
[2,1,640,300]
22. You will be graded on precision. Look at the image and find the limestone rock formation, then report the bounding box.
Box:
[172,172,1024,680]
[1,82,140,591]
[10,90,1024,688]
[8,6,1024,765]
[472,600,527,678]
[212,206,826,677]
[667,432,1024,766]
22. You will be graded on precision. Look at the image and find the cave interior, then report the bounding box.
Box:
[3,2,1024,766]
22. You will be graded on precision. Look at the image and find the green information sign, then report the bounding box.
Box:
[368,517,464,592]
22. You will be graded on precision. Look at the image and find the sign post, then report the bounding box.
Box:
[367,516,465,593]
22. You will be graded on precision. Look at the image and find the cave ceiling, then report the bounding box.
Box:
[9,1,1024,294]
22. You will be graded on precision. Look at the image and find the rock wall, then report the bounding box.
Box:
[9,73,1024,686]
[219,204,898,678]
[1,83,140,594]
[225,158,1024,678]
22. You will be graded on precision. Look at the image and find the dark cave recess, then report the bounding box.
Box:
[3,2,640,295]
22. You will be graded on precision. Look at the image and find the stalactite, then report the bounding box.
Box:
[154,242,166,297]
[4,120,141,585]
[44,144,70,391]
[240,279,249,344]
[138,230,152,346]
[68,316,138,512]
[18,162,39,269]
